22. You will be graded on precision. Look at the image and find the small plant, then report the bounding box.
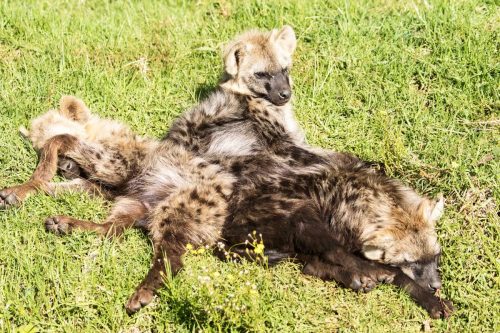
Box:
[163,236,269,330]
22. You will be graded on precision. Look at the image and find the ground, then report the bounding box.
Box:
[0,0,498,332]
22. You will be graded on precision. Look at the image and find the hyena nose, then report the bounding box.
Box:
[428,281,442,292]
[279,90,291,100]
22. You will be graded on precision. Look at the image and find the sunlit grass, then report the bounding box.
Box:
[0,0,498,331]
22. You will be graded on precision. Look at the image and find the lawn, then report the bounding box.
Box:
[0,0,498,331]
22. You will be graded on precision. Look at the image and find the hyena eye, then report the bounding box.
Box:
[254,72,270,79]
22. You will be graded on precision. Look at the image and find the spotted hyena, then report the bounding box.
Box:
[0,26,453,318]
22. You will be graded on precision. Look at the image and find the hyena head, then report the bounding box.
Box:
[220,26,296,106]
[362,195,445,292]
[20,96,91,150]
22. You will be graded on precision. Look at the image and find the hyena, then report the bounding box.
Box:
[0,96,158,207]
[216,147,453,318]
[0,27,452,317]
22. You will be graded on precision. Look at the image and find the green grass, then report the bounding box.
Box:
[0,0,498,331]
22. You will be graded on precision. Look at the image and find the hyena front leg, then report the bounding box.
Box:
[304,250,454,318]
[45,197,147,237]
[320,248,396,292]
[300,248,395,293]
[391,271,454,319]
[0,134,78,208]
[46,178,112,199]
[291,206,393,292]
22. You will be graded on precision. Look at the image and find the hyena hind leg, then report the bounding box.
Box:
[126,184,228,314]
[45,197,147,237]
[125,238,185,315]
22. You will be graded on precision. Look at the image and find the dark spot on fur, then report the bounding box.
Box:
[197,122,211,132]
[190,190,200,200]
[215,185,223,194]
[169,137,182,146]
[231,162,243,174]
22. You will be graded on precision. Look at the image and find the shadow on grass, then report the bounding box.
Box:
[195,82,218,102]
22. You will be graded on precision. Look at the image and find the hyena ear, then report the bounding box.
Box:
[272,25,296,56]
[419,194,445,224]
[223,41,244,77]
[59,95,91,122]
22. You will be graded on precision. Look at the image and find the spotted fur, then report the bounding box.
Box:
[0,26,452,318]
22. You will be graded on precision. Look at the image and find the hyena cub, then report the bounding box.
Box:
[0,26,304,313]
[218,146,453,318]
[0,96,158,231]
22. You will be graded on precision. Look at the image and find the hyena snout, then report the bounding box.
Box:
[267,72,291,105]
[401,259,442,293]
[428,279,442,293]
[419,262,442,293]
[421,266,442,292]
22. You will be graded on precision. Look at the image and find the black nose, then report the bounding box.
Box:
[428,281,442,292]
[279,90,291,100]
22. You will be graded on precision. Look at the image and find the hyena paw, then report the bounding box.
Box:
[0,188,21,209]
[125,288,155,315]
[45,216,73,235]
[349,267,394,293]
[424,296,455,319]
[349,274,377,293]
[58,158,82,180]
